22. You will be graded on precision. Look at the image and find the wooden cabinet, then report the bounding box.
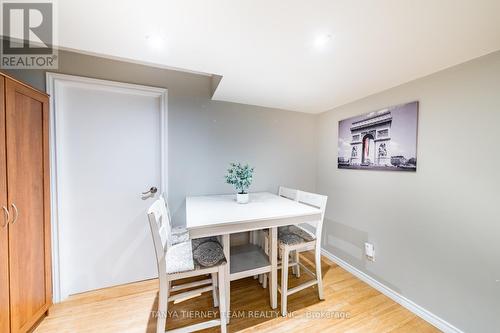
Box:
[0,75,10,333]
[0,72,51,333]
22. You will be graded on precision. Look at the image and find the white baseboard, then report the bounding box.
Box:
[321,248,464,333]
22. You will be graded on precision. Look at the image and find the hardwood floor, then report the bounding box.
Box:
[34,252,439,333]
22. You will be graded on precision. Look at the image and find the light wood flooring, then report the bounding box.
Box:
[33,252,440,333]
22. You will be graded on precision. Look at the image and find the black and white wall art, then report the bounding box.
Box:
[338,101,419,171]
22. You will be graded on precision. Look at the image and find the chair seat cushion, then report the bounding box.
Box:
[166,237,226,274]
[278,225,316,245]
[192,237,225,267]
[165,240,195,274]
[171,226,190,245]
[278,233,306,245]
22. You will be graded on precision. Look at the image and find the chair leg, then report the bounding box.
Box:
[251,231,259,280]
[264,233,269,255]
[269,228,278,309]
[261,232,269,288]
[218,265,227,333]
[295,251,301,277]
[211,272,219,307]
[281,247,289,316]
[315,247,324,300]
[157,275,169,333]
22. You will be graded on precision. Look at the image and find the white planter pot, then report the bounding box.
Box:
[236,193,249,204]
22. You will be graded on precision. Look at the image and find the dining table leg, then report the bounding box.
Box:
[222,234,231,322]
[269,227,278,309]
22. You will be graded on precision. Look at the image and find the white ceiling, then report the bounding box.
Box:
[57,0,500,113]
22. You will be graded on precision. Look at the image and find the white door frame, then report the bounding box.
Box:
[46,72,168,302]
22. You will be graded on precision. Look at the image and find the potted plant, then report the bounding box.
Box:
[225,162,254,204]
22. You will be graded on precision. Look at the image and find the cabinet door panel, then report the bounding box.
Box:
[5,78,51,333]
[0,76,10,333]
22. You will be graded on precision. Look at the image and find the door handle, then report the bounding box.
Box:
[1,206,8,228]
[142,187,158,196]
[10,203,18,224]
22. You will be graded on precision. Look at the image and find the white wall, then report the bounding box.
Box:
[316,50,500,333]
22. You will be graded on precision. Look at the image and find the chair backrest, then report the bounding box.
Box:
[147,196,172,265]
[278,186,299,201]
[296,190,328,244]
[161,192,172,223]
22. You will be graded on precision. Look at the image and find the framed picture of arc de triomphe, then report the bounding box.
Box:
[337,101,418,172]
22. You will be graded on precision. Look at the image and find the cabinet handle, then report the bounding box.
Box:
[1,206,8,228]
[10,203,18,224]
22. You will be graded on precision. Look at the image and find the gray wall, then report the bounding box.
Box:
[317,51,500,332]
[3,50,317,226]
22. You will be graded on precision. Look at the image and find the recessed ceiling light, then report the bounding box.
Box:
[314,34,333,49]
[146,34,165,50]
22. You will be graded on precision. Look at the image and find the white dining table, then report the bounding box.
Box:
[185,192,322,313]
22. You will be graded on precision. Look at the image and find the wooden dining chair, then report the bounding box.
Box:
[276,187,301,276]
[147,196,228,333]
[161,192,221,308]
[262,187,328,316]
[278,186,299,201]
[260,186,300,288]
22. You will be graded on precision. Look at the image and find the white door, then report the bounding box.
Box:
[47,74,167,301]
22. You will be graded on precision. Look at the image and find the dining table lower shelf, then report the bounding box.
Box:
[229,244,271,282]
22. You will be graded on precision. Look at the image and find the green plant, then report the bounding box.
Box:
[225,162,254,194]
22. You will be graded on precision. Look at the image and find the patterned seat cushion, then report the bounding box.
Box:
[263,225,315,245]
[166,237,226,274]
[278,233,306,245]
[165,240,195,274]
[171,226,190,245]
[278,225,315,245]
[192,237,225,268]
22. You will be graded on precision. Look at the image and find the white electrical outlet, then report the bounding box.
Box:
[365,242,375,261]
